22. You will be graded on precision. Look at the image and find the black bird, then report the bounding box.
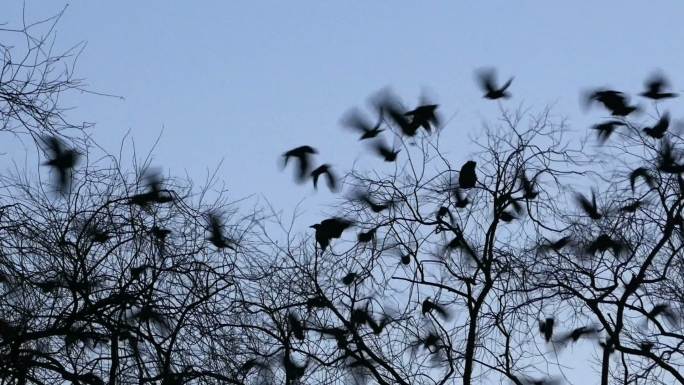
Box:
[400,253,411,265]
[592,120,627,144]
[306,295,329,310]
[206,212,236,250]
[310,164,337,192]
[282,351,308,383]
[436,206,453,224]
[353,191,395,212]
[459,161,477,189]
[372,91,416,137]
[620,200,643,213]
[519,170,539,200]
[538,318,555,342]
[646,303,680,327]
[641,72,678,100]
[341,107,384,140]
[452,187,471,208]
[310,218,353,250]
[643,112,670,139]
[574,190,602,220]
[372,140,400,162]
[357,227,377,243]
[539,236,573,253]
[283,146,318,182]
[288,312,306,340]
[476,68,513,100]
[151,226,171,241]
[518,375,561,385]
[557,325,600,345]
[129,170,174,207]
[422,298,450,320]
[499,210,517,223]
[657,139,684,174]
[405,104,440,134]
[445,234,477,260]
[342,272,358,286]
[586,89,638,117]
[586,233,626,256]
[629,167,655,192]
[42,135,80,193]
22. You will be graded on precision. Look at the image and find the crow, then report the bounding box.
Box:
[283,146,318,182]
[574,190,602,220]
[646,303,680,328]
[476,68,513,99]
[586,233,626,256]
[310,164,337,192]
[499,210,517,223]
[357,227,377,243]
[282,351,308,383]
[400,253,412,265]
[459,161,477,189]
[206,212,236,250]
[404,104,440,133]
[342,272,358,286]
[620,200,643,213]
[539,317,555,342]
[556,325,600,345]
[436,206,453,224]
[538,236,573,253]
[445,234,477,261]
[422,298,450,320]
[452,187,471,208]
[151,226,171,241]
[519,170,539,200]
[641,72,678,100]
[306,295,329,310]
[372,90,416,137]
[587,89,638,116]
[643,112,670,139]
[42,135,80,193]
[288,312,306,340]
[592,120,627,144]
[129,170,174,207]
[517,375,562,385]
[310,218,353,250]
[629,167,655,192]
[353,191,395,212]
[657,139,684,174]
[372,140,400,162]
[341,107,384,140]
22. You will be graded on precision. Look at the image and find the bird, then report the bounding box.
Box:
[129,170,174,207]
[310,218,353,250]
[357,227,377,243]
[645,303,680,328]
[342,272,358,286]
[519,170,538,200]
[341,107,384,140]
[574,190,602,220]
[459,161,478,189]
[657,139,684,174]
[404,104,440,134]
[643,112,670,139]
[620,200,643,213]
[629,167,655,192]
[436,206,453,224]
[452,187,471,208]
[372,90,417,137]
[282,351,308,383]
[151,226,171,241]
[372,140,400,162]
[310,164,337,192]
[400,253,411,265]
[640,72,678,100]
[353,191,395,213]
[306,295,329,310]
[538,318,555,342]
[498,210,517,223]
[476,68,513,100]
[445,234,477,261]
[287,312,306,340]
[556,325,600,345]
[422,298,450,320]
[206,212,236,250]
[586,89,638,117]
[517,375,562,385]
[283,146,318,183]
[538,236,573,253]
[592,120,627,144]
[640,341,654,353]
[586,233,626,257]
[41,135,80,193]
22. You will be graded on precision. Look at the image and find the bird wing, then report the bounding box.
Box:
[476,69,497,93]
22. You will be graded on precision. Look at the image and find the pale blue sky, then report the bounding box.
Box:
[3,2,684,382]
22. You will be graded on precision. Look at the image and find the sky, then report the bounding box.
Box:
[3,1,684,383]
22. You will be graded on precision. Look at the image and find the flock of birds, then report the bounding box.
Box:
[36,68,684,385]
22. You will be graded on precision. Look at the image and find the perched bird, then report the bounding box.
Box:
[436,206,453,224]
[341,107,384,140]
[574,190,602,220]
[640,341,654,353]
[400,253,412,265]
[640,72,678,100]
[357,227,377,243]
[586,233,626,257]
[629,167,655,192]
[206,212,236,250]
[476,68,513,100]
[539,318,555,342]
[519,170,539,200]
[592,120,626,144]
[288,312,306,340]
[283,146,318,182]
[459,161,478,189]
[42,135,81,193]
[586,89,638,116]
[404,104,440,133]
[310,164,338,192]
[643,112,670,139]
[372,140,400,162]
[310,218,353,250]
[341,272,358,286]
[151,226,171,241]
[422,298,450,320]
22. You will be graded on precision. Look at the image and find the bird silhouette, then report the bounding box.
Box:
[538,236,573,254]
[306,295,329,310]
[372,140,400,162]
[629,167,655,192]
[404,104,440,134]
[436,206,454,224]
[556,325,600,345]
[310,164,338,192]
[353,191,395,213]
[310,218,353,250]
[657,139,684,174]
[640,341,654,353]
[499,210,517,223]
[459,161,478,189]
[586,233,626,256]
[452,187,471,208]
[518,375,562,385]
[641,72,678,100]
[282,351,308,384]
[341,107,384,140]
[283,146,318,183]
[400,253,411,265]
[357,227,377,243]
[619,200,643,213]
[342,272,358,286]
[645,303,680,328]
[288,312,306,340]
[574,190,602,220]
[41,135,80,193]
[519,170,538,200]
[129,170,174,207]
[206,212,236,250]
[421,298,450,320]
[476,68,513,99]
[372,90,416,136]
[445,234,477,261]
[643,112,670,139]
[539,318,555,342]
[586,89,638,116]
[592,120,626,144]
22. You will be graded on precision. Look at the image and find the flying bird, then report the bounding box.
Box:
[421,298,450,320]
[556,325,600,346]
[341,107,384,140]
[586,89,638,117]
[538,318,555,342]
[129,170,174,207]
[586,234,626,257]
[206,212,236,250]
[452,187,471,208]
[629,167,655,192]
[310,218,353,250]
[372,90,416,137]
[310,164,338,192]
[354,191,395,213]
[519,170,539,200]
[538,236,573,254]
[283,146,318,182]
[643,112,670,139]
[357,227,377,243]
[592,120,627,144]
[641,72,678,100]
[620,200,643,213]
[372,140,400,162]
[657,139,684,174]
[574,190,602,220]
[476,68,513,100]
[404,103,440,133]
[459,161,478,189]
[645,303,680,328]
[42,135,81,193]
